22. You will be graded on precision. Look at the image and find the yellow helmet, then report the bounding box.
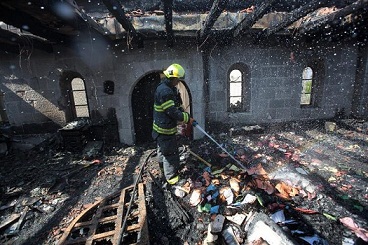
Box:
[163,64,185,79]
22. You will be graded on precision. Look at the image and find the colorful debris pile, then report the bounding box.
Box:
[0,119,367,245]
[145,119,368,244]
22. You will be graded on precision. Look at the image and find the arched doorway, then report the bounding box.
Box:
[132,72,161,144]
[132,73,192,144]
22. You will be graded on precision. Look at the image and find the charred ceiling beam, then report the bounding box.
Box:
[169,0,325,12]
[163,0,174,47]
[0,27,53,53]
[102,0,142,47]
[263,0,328,37]
[298,0,368,36]
[82,14,112,37]
[48,1,111,38]
[313,11,368,44]
[0,6,70,43]
[0,0,109,44]
[232,0,276,38]
[97,0,339,13]
[198,0,228,42]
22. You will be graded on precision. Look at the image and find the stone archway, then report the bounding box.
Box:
[132,72,161,144]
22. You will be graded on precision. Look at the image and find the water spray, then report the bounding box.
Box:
[192,122,247,170]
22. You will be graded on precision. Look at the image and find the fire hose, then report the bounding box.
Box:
[192,121,247,170]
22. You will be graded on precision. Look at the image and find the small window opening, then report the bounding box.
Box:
[300,67,313,106]
[104,80,114,95]
[227,64,250,113]
[229,69,242,111]
[71,78,90,118]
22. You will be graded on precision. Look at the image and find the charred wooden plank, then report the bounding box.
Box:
[0,214,21,231]
[264,0,329,36]
[102,0,141,47]
[57,184,148,245]
[12,206,29,235]
[0,5,69,43]
[232,0,276,37]
[80,13,112,37]
[0,0,109,43]
[48,0,110,38]
[163,0,174,47]
[0,27,53,53]
[299,0,368,35]
[199,0,228,40]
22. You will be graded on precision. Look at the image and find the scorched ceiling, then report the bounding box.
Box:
[0,0,367,53]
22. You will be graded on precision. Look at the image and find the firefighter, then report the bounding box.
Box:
[152,63,195,185]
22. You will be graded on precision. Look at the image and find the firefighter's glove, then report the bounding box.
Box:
[189,118,198,127]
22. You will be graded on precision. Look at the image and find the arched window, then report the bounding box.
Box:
[229,69,242,110]
[228,63,250,112]
[300,60,324,108]
[300,67,313,105]
[71,78,90,118]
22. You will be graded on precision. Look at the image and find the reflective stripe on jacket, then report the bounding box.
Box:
[153,78,190,135]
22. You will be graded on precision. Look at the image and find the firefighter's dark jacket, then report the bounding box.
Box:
[152,78,190,137]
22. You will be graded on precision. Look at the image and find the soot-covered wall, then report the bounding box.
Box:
[0,39,205,145]
[207,40,363,127]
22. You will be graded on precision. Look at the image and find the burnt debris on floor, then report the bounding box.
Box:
[0,119,367,245]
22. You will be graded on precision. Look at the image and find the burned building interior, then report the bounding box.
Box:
[0,0,368,244]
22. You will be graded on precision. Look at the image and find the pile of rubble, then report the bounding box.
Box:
[144,119,368,245]
[0,119,367,245]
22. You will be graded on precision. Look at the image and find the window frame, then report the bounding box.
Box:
[227,63,250,113]
[59,71,91,122]
[300,66,314,106]
[70,78,90,118]
[300,59,324,108]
